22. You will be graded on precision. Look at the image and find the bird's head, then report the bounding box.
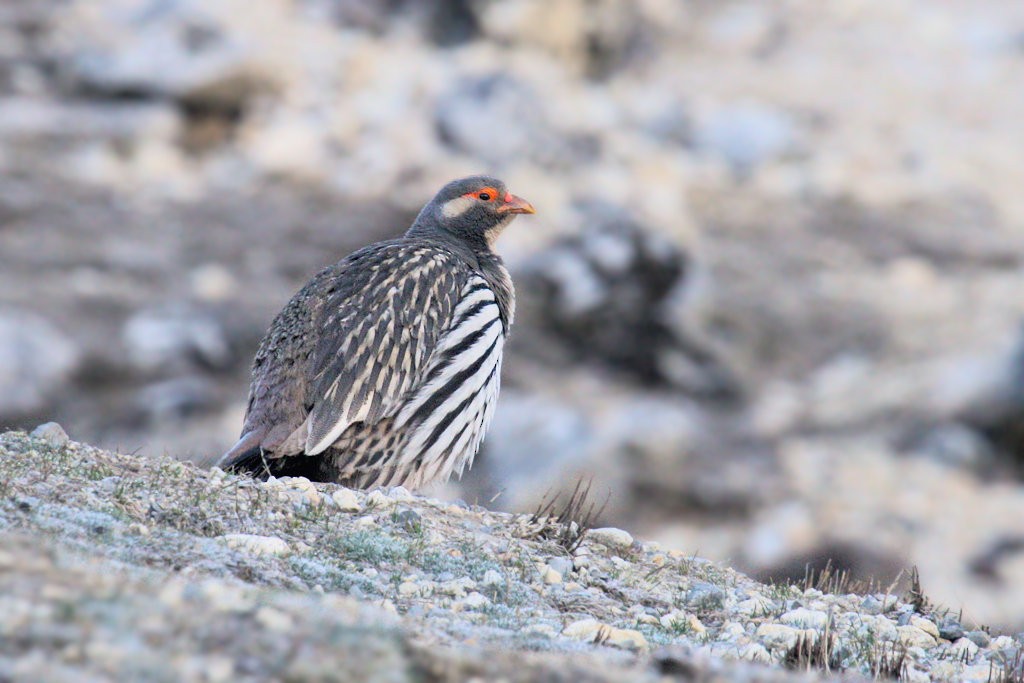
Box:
[409,175,535,250]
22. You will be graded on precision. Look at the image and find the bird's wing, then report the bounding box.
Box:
[303,243,467,455]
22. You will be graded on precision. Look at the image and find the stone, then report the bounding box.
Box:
[739,643,772,663]
[897,625,937,649]
[480,569,504,588]
[779,608,829,630]
[397,582,419,597]
[122,306,230,373]
[254,606,293,632]
[458,592,490,610]
[950,637,980,661]
[547,556,573,577]
[693,102,797,176]
[938,618,965,641]
[563,619,603,641]
[331,488,362,513]
[437,577,476,598]
[755,623,800,651]
[910,616,940,640]
[365,490,395,509]
[735,595,775,617]
[30,422,69,449]
[685,582,727,611]
[588,527,634,549]
[541,565,563,585]
[965,631,991,648]
[0,310,80,417]
[219,534,290,557]
[602,627,648,651]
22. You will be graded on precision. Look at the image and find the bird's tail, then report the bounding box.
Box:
[217,430,272,477]
[217,430,327,481]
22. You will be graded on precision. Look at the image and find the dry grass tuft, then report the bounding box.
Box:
[528,479,608,554]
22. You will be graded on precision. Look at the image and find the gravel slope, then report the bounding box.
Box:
[2,429,1022,682]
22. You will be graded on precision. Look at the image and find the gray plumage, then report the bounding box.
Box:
[218,176,534,490]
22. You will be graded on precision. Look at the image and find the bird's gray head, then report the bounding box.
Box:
[408,175,535,250]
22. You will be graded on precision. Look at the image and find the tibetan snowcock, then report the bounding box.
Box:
[218,176,535,490]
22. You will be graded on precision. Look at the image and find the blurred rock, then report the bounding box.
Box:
[0,309,80,417]
[436,73,600,170]
[694,103,799,178]
[519,214,741,399]
[57,0,286,110]
[135,376,219,422]
[31,421,70,448]
[122,306,230,374]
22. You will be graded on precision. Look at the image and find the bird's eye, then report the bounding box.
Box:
[478,191,491,201]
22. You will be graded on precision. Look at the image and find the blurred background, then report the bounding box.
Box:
[2,0,1024,629]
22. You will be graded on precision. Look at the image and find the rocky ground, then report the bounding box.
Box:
[2,0,1024,634]
[3,427,1024,682]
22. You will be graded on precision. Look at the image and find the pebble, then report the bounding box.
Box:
[397,581,419,597]
[331,488,362,512]
[755,623,800,651]
[254,606,293,632]
[685,582,727,611]
[219,534,290,557]
[965,630,991,648]
[910,616,940,640]
[938,618,965,641]
[950,637,980,661]
[458,592,490,610]
[779,607,829,630]
[365,490,395,509]
[735,595,775,617]
[30,422,70,448]
[739,643,772,663]
[547,556,573,577]
[541,565,563,585]
[480,569,504,587]
[898,625,938,648]
[387,486,415,502]
[587,527,634,549]
[438,577,476,598]
[603,627,648,651]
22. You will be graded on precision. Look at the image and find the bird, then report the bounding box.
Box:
[217,176,535,490]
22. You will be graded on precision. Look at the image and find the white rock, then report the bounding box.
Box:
[481,569,504,587]
[254,606,293,632]
[541,565,563,585]
[950,637,979,661]
[897,625,937,649]
[563,618,603,641]
[587,527,634,549]
[602,627,648,651]
[755,623,800,651]
[397,581,419,597]
[220,534,290,556]
[779,607,829,630]
[991,635,1015,650]
[365,490,394,509]
[331,488,362,512]
[0,311,80,416]
[734,595,775,617]
[459,592,490,609]
[387,486,414,502]
[438,577,476,598]
[31,422,70,448]
[910,616,940,640]
[739,643,772,663]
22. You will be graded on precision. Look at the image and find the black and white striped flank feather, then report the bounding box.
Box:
[218,176,534,490]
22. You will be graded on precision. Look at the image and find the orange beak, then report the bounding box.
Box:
[496,192,536,215]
